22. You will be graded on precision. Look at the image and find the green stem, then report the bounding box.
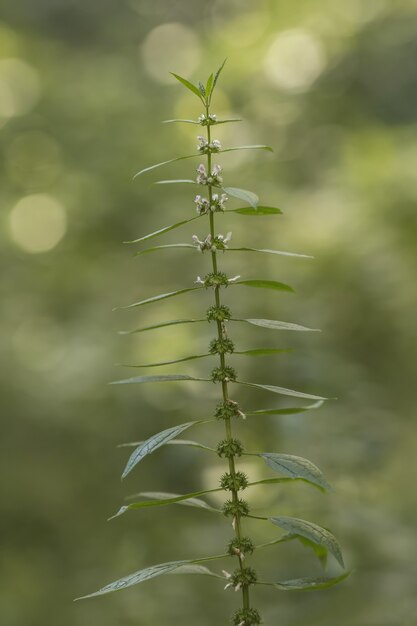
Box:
[204,102,252,614]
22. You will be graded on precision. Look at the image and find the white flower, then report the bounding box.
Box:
[194,194,210,214]
[222,570,232,579]
[228,275,241,283]
[195,276,205,285]
[196,163,207,185]
[211,139,222,150]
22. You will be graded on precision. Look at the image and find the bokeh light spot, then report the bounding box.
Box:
[9,194,67,253]
[141,23,201,85]
[0,58,41,118]
[263,29,326,92]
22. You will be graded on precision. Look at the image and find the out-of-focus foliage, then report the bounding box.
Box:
[1,0,416,624]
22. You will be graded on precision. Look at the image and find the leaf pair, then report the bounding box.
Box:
[170,58,226,106]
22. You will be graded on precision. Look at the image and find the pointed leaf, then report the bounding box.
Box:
[155,179,196,185]
[240,318,320,332]
[238,381,327,401]
[170,73,203,100]
[223,187,259,207]
[205,73,214,98]
[134,243,195,256]
[164,438,215,451]
[235,348,290,356]
[110,374,206,386]
[227,206,282,216]
[212,118,242,125]
[168,564,219,577]
[120,421,202,478]
[236,279,294,293]
[75,560,191,599]
[270,516,344,567]
[134,154,200,179]
[121,353,209,368]
[113,489,221,516]
[213,58,227,89]
[258,453,331,492]
[295,535,328,567]
[162,118,199,124]
[119,318,205,336]
[229,247,312,259]
[198,81,206,97]
[221,145,273,154]
[118,286,202,309]
[125,215,200,245]
[269,571,351,591]
[246,400,324,416]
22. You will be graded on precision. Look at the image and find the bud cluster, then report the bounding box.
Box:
[214,399,245,420]
[232,608,262,626]
[194,193,228,215]
[192,231,231,253]
[217,437,244,458]
[206,304,231,321]
[220,471,248,491]
[209,337,234,355]
[230,567,257,588]
[196,163,223,186]
[197,135,222,154]
[227,537,255,557]
[222,498,249,517]
[211,365,237,382]
[198,112,217,126]
[196,271,229,287]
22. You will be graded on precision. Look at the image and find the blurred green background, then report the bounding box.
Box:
[1,0,417,624]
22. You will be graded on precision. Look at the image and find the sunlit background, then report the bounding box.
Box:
[1,0,417,624]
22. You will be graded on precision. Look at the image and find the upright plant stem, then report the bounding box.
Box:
[205,103,251,613]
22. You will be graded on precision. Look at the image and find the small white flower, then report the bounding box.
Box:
[238,621,245,626]
[224,583,233,591]
[228,275,241,283]
[222,570,232,579]
[232,516,237,531]
[234,583,242,592]
[211,139,222,150]
[195,276,204,285]
[224,231,232,244]
[238,410,246,420]
[196,163,207,185]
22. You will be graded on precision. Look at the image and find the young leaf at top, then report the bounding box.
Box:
[170,73,204,101]
[213,58,227,90]
[270,517,345,568]
[223,187,259,208]
[205,73,214,99]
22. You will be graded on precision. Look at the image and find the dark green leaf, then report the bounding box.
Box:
[223,187,259,207]
[121,353,209,368]
[236,279,294,293]
[170,73,203,100]
[227,206,282,216]
[229,247,312,259]
[110,374,206,386]
[270,517,344,567]
[240,318,320,332]
[118,318,205,336]
[213,58,227,89]
[75,560,191,599]
[258,453,331,491]
[237,381,327,401]
[120,421,202,479]
[118,286,202,309]
[268,571,351,591]
[246,400,324,416]
[235,348,290,356]
[125,216,200,245]
[205,73,214,98]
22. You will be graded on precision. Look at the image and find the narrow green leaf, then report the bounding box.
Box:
[164,439,215,452]
[246,400,324,416]
[198,81,206,97]
[110,374,207,386]
[205,73,214,98]
[229,247,312,259]
[118,318,205,336]
[120,421,202,478]
[125,215,200,245]
[118,286,202,310]
[240,318,320,332]
[213,58,227,89]
[162,118,199,124]
[212,118,242,125]
[112,489,221,517]
[168,564,220,577]
[170,73,203,100]
[134,154,200,179]
[237,381,327,401]
[235,348,290,357]
[75,561,190,599]
[221,145,273,154]
[270,516,344,567]
[227,206,282,216]
[223,187,259,208]
[121,353,209,368]
[258,453,331,491]
[267,571,351,591]
[155,179,196,185]
[134,243,195,256]
[236,279,294,293]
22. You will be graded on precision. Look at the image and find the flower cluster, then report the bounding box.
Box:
[209,337,235,354]
[194,192,228,215]
[217,437,244,458]
[191,231,232,253]
[220,471,248,491]
[227,537,255,558]
[232,608,261,626]
[206,304,231,322]
[197,135,222,154]
[222,498,249,517]
[198,112,217,126]
[211,365,237,382]
[214,399,245,420]
[196,163,223,186]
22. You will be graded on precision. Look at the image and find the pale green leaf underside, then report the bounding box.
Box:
[110,374,207,386]
[223,186,259,208]
[236,279,294,293]
[111,490,221,517]
[259,453,331,492]
[168,564,220,577]
[120,420,203,479]
[237,381,327,401]
[246,400,324,416]
[125,215,200,245]
[240,318,320,332]
[170,73,203,100]
[270,516,344,567]
[267,571,350,591]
